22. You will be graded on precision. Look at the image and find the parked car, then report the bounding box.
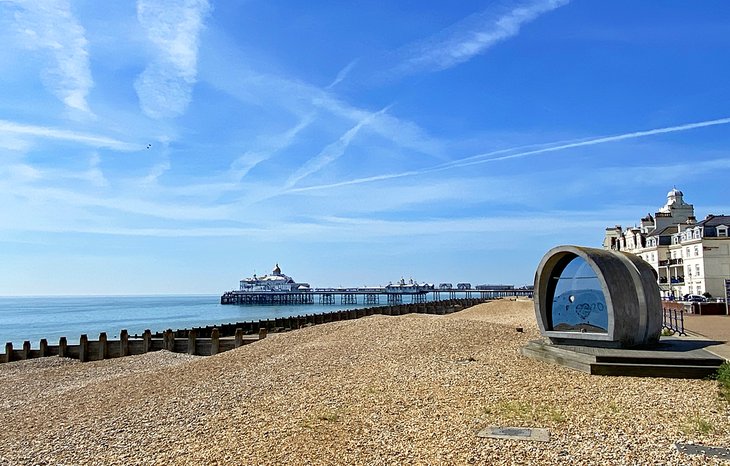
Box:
[683,294,707,302]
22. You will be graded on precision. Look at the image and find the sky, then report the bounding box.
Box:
[1,0,729,295]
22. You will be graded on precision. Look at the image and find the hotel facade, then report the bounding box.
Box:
[603,189,730,299]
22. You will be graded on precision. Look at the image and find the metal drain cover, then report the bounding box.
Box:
[675,443,730,460]
[477,426,550,442]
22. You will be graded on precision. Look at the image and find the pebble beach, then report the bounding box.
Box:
[1,299,729,465]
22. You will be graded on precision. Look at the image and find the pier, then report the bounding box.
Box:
[220,287,533,305]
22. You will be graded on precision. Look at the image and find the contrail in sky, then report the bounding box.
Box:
[0,120,138,150]
[443,116,730,169]
[286,116,730,194]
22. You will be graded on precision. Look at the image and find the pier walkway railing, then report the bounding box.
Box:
[2,298,489,365]
[221,288,533,305]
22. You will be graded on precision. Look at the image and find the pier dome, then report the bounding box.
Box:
[272,264,281,275]
[667,187,683,198]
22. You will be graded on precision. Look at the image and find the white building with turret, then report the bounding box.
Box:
[603,189,730,299]
[239,264,310,292]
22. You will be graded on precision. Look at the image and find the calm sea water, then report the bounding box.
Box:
[0,295,379,347]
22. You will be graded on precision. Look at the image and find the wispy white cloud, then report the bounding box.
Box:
[395,0,569,75]
[0,200,609,240]
[85,154,107,187]
[199,48,446,159]
[135,0,210,118]
[1,183,232,222]
[4,155,107,188]
[0,120,140,150]
[7,0,93,113]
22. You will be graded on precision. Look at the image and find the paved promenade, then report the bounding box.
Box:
[683,313,730,360]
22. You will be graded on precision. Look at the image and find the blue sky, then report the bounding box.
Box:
[1,0,729,295]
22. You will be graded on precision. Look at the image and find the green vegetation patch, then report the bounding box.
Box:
[681,414,714,436]
[482,400,565,424]
[718,361,730,403]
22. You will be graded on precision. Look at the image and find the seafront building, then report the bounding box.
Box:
[603,189,730,299]
[239,264,310,292]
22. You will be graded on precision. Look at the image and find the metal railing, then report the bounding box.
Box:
[662,307,686,336]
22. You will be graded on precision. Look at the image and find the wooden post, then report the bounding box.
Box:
[99,332,108,360]
[143,330,151,353]
[187,329,196,355]
[165,329,174,351]
[4,342,12,363]
[211,328,220,356]
[22,341,31,360]
[79,334,89,362]
[234,328,243,348]
[120,329,129,357]
[39,339,48,357]
[59,337,67,358]
[259,328,267,340]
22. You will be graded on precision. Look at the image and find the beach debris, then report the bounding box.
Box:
[455,356,477,365]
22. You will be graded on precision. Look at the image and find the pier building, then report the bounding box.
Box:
[603,189,730,299]
[239,264,310,292]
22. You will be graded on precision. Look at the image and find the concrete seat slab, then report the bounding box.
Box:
[521,339,725,378]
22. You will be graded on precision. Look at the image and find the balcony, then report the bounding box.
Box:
[659,258,684,267]
[658,276,684,284]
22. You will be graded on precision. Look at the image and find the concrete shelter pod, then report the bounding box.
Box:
[534,245,662,348]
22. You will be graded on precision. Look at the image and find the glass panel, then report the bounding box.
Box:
[550,256,608,333]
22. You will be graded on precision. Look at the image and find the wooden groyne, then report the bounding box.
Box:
[150,298,487,339]
[2,329,260,364]
[2,298,488,364]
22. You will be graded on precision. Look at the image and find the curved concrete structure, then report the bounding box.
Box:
[534,245,662,348]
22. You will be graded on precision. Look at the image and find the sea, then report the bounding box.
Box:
[0,295,380,347]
